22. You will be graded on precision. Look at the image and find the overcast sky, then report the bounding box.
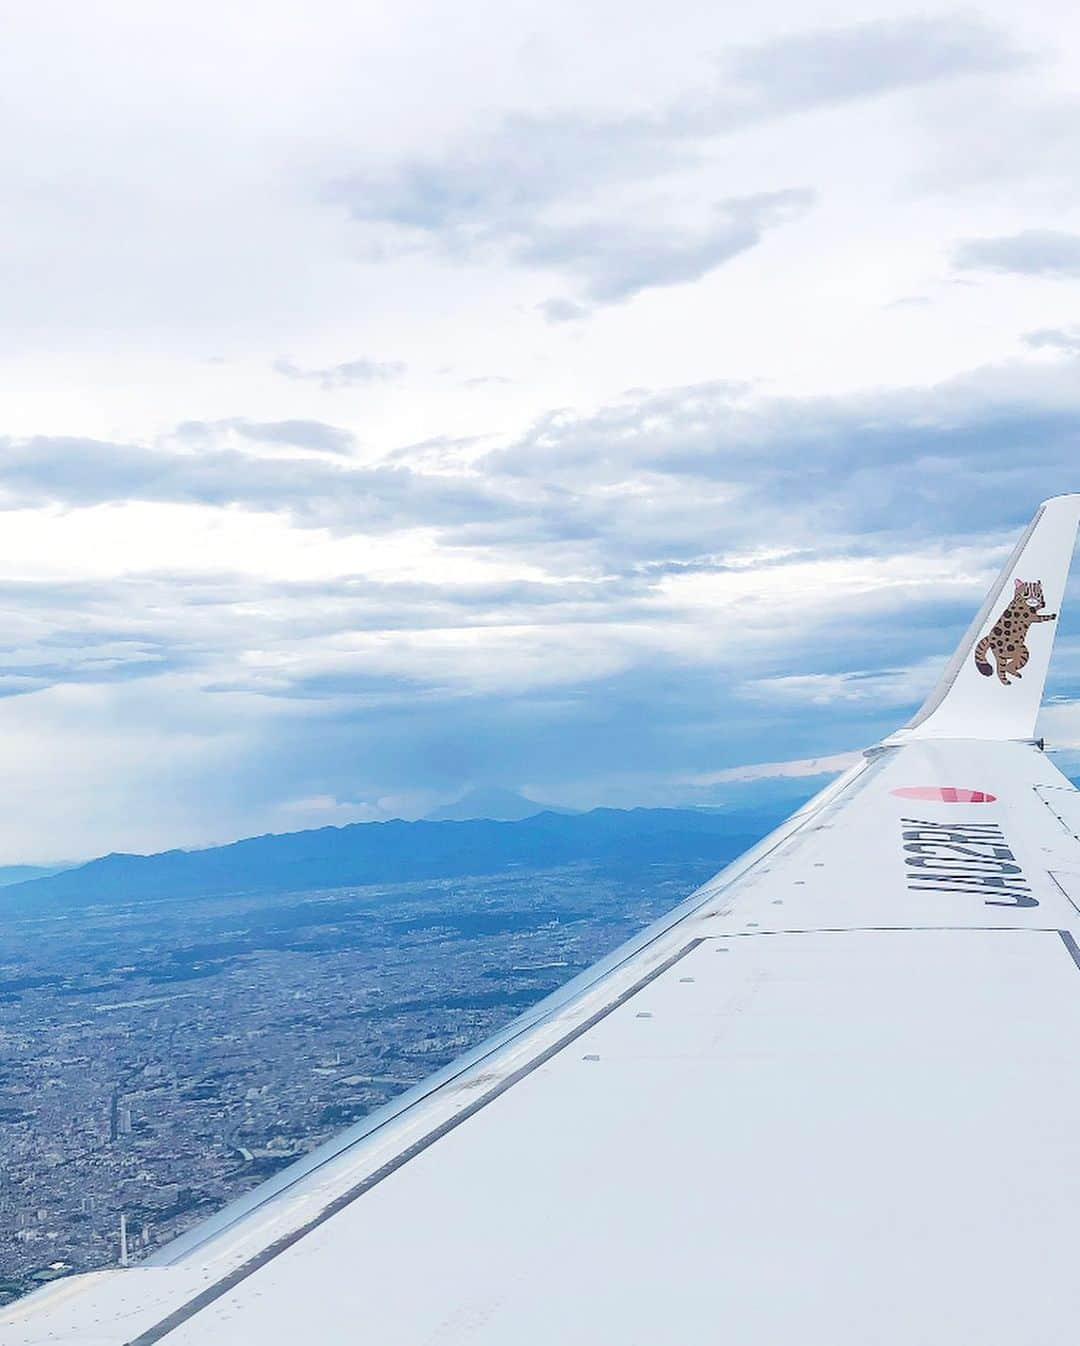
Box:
[3,0,1080,861]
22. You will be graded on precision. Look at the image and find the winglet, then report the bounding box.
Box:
[890,493,1080,743]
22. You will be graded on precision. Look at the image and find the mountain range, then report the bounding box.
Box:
[1,805,790,910]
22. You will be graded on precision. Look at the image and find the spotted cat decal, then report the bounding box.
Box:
[973,578,1056,685]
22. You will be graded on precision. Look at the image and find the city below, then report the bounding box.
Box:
[0,812,758,1305]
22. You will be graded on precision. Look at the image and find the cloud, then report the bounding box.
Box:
[3,351,1077,720]
[337,17,1017,236]
[273,358,405,390]
[678,751,861,786]
[0,5,1069,861]
[0,347,1071,850]
[328,16,1015,306]
[474,360,1080,577]
[2,342,1079,855]
[1025,327,1080,354]
[519,190,814,303]
[7,351,1080,583]
[329,114,678,240]
[738,663,942,709]
[719,15,1021,116]
[537,298,591,324]
[953,230,1080,278]
[0,434,509,531]
[176,418,357,454]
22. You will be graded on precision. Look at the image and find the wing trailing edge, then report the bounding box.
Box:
[892,493,1080,743]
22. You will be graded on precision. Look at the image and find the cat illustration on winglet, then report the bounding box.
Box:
[973,579,1057,686]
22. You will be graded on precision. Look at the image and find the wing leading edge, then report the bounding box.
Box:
[5,495,1080,1346]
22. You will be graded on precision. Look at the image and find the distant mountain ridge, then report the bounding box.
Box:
[0,863,69,888]
[1,805,789,910]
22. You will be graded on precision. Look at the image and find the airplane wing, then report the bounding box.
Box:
[6,494,1080,1346]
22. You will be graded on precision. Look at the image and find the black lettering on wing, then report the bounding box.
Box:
[904,841,1016,862]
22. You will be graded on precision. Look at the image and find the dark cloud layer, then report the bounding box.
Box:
[5,354,1080,570]
[3,342,1080,828]
[477,369,1080,567]
[2,351,1079,712]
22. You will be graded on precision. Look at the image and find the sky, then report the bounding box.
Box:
[3,0,1080,861]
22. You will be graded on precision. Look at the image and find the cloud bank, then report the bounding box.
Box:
[0,341,1078,859]
[0,3,1075,858]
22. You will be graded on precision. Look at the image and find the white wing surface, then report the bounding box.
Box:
[6,494,1080,1346]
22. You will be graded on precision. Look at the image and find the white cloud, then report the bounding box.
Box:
[740,664,941,708]
[677,751,861,786]
[273,358,406,390]
[954,229,1080,277]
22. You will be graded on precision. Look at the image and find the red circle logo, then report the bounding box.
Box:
[890,786,996,803]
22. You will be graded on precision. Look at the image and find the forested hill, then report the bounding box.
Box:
[2,806,788,909]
